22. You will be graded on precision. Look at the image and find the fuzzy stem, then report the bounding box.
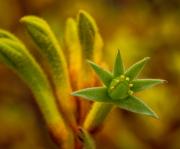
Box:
[78,127,96,149]
[20,16,76,127]
[33,86,74,149]
[83,103,113,133]
[0,37,74,148]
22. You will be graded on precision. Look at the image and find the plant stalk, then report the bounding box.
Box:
[83,102,113,133]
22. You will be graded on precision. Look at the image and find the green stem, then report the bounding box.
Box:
[0,37,74,148]
[83,103,113,133]
[33,83,74,149]
[78,127,96,149]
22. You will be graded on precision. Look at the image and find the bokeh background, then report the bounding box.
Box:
[0,0,180,148]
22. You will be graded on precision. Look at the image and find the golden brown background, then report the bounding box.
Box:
[0,0,180,148]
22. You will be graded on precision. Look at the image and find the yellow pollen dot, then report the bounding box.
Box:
[128,90,133,95]
[125,77,130,81]
[115,79,120,83]
[129,83,133,87]
[120,75,125,81]
[110,86,114,90]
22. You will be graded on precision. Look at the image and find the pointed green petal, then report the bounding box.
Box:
[132,79,166,92]
[87,60,113,86]
[125,57,150,80]
[113,50,124,77]
[72,87,110,102]
[112,96,158,118]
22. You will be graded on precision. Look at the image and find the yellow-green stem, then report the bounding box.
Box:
[33,87,74,149]
[0,37,74,148]
[83,103,113,133]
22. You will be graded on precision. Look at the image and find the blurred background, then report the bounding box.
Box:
[0,0,180,148]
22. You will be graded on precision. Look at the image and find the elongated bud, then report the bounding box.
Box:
[65,18,82,89]
[20,16,76,128]
[78,10,97,60]
[0,38,74,148]
[20,16,70,88]
[0,29,20,42]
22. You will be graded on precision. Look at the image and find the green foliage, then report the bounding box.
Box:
[72,50,165,118]
[125,57,150,80]
[0,29,74,148]
[87,60,113,86]
[112,96,158,118]
[132,79,166,92]
[78,10,97,60]
[20,16,76,127]
[0,10,166,149]
[0,32,64,125]
[20,16,70,88]
[72,87,109,101]
[0,29,20,42]
[113,50,124,77]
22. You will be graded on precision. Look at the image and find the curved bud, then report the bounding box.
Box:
[20,15,76,127]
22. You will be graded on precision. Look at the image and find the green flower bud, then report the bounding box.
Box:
[72,49,163,122]
[108,75,133,99]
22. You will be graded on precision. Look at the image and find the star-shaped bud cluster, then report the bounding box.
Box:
[108,75,134,99]
[72,50,166,118]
